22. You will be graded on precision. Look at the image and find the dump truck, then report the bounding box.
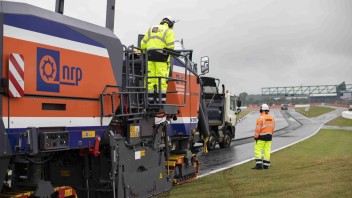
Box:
[200,77,241,151]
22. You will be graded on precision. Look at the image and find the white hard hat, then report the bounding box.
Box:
[261,104,270,111]
[161,16,177,28]
[163,16,176,24]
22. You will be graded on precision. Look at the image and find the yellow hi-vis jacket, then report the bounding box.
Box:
[254,112,275,140]
[141,23,175,51]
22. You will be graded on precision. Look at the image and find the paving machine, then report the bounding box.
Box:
[0,1,210,197]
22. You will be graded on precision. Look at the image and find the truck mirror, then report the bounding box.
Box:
[237,99,242,107]
[200,56,209,74]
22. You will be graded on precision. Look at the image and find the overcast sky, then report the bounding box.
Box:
[8,0,352,94]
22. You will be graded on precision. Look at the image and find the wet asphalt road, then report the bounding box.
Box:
[198,106,347,177]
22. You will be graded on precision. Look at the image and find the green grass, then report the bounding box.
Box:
[158,129,352,198]
[295,105,334,117]
[237,109,251,120]
[326,116,352,127]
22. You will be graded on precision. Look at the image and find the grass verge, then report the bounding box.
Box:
[325,116,352,127]
[158,129,352,198]
[295,105,334,117]
[237,109,251,120]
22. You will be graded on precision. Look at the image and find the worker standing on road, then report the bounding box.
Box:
[253,104,275,170]
[140,16,176,101]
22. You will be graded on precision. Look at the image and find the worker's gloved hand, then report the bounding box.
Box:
[254,137,258,142]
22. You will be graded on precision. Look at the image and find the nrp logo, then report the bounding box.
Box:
[37,48,60,92]
[37,48,83,92]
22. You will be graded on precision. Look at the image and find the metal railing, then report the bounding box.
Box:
[100,46,191,124]
[145,48,189,109]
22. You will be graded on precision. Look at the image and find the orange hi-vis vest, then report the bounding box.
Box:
[254,113,275,139]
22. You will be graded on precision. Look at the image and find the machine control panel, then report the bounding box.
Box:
[39,131,69,150]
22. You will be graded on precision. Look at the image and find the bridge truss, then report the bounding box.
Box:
[262,82,352,96]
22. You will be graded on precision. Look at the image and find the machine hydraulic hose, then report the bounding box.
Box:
[198,99,210,154]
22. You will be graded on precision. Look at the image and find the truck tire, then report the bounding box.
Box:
[207,131,217,151]
[219,130,232,148]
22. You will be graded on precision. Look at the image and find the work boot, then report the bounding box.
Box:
[263,160,270,169]
[252,164,263,170]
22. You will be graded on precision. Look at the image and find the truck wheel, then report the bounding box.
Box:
[219,130,232,148]
[207,132,216,151]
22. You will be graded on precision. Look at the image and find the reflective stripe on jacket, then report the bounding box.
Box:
[254,113,275,139]
[141,23,175,50]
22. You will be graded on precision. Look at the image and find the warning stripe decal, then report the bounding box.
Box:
[9,53,24,97]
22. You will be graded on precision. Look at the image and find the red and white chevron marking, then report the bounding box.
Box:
[8,53,24,97]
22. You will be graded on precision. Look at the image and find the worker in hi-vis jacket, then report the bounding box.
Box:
[253,104,276,170]
[141,16,176,102]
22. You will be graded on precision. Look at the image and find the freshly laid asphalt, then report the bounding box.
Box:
[198,106,347,177]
